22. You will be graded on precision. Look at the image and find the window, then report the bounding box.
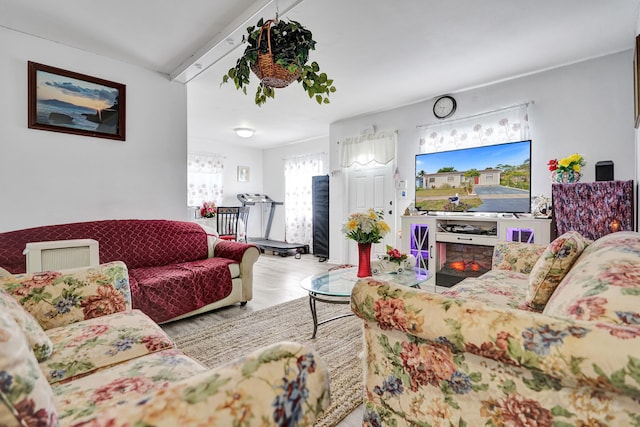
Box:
[284,154,324,246]
[187,153,224,208]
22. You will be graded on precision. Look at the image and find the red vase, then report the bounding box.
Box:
[357,243,372,277]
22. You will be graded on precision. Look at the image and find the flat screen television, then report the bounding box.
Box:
[415,140,531,214]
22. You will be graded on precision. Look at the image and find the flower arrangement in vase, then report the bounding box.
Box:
[548,153,585,183]
[341,209,390,277]
[200,201,217,218]
[373,245,416,274]
[386,245,407,264]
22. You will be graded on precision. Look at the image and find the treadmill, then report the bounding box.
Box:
[237,193,310,257]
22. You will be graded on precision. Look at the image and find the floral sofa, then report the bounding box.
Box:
[351,230,640,426]
[0,261,330,427]
[0,219,260,323]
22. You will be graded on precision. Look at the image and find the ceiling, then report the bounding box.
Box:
[2,0,639,149]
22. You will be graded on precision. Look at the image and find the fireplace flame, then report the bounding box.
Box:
[450,261,465,271]
[448,261,482,272]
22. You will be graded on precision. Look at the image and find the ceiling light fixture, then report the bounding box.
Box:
[234,127,255,138]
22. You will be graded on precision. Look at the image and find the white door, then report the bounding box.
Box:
[346,163,396,263]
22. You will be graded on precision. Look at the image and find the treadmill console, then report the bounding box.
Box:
[237,193,282,205]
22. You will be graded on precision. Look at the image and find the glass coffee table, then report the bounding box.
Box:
[300,267,430,338]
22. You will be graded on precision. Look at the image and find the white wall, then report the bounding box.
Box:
[329,51,635,264]
[0,27,188,232]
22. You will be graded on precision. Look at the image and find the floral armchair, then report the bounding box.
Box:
[351,231,640,426]
[0,262,331,427]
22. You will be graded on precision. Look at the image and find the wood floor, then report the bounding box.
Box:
[160,252,363,426]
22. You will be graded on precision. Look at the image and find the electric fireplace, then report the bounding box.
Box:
[436,242,493,287]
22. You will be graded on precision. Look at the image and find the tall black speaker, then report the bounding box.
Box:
[312,175,330,261]
[595,161,614,181]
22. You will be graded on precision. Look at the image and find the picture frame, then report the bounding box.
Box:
[28,61,126,140]
[634,35,640,129]
[237,166,250,182]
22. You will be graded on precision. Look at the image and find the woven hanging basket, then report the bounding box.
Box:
[250,20,300,88]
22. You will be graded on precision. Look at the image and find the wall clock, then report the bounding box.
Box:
[433,95,457,119]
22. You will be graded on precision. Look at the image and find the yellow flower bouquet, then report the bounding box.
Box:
[341,209,390,244]
[548,153,585,183]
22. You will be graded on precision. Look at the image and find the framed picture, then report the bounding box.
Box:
[634,35,640,129]
[28,61,126,140]
[237,166,250,182]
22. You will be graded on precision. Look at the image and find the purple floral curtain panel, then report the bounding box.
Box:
[552,180,634,240]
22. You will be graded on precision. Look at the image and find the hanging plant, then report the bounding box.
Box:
[221,18,336,106]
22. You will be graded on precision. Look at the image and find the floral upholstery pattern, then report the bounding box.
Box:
[68,342,331,427]
[491,241,546,274]
[525,231,590,311]
[351,278,640,426]
[53,349,205,424]
[441,270,529,310]
[0,287,53,362]
[544,231,640,326]
[0,309,58,427]
[42,309,175,385]
[0,261,130,330]
[0,261,331,427]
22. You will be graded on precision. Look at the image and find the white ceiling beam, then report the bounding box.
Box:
[170,0,306,83]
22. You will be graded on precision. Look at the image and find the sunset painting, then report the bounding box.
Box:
[28,62,126,140]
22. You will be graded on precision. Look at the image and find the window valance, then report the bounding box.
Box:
[340,130,396,167]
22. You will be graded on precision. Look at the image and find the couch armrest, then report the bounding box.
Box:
[0,261,131,330]
[212,240,260,302]
[212,240,259,264]
[70,341,331,427]
[491,241,546,274]
[351,278,640,399]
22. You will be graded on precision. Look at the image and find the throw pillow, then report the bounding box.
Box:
[0,309,58,427]
[491,241,546,274]
[0,267,11,278]
[525,231,589,311]
[543,231,640,324]
[0,261,131,330]
[0,288,53,362]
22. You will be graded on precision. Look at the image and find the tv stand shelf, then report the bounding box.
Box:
[401,214,551,288]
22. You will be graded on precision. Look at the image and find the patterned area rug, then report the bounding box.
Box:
[171,296,363,427]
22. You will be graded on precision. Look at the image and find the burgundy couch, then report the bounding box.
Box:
[0,219,260,323]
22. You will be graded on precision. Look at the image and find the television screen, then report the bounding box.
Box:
[415,140,531,214]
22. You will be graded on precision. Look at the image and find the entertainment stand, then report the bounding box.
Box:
[401,214,551,287]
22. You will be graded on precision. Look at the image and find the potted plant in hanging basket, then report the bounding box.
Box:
[221,18,336,106]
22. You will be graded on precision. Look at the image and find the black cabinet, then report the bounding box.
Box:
[312,175,330,261]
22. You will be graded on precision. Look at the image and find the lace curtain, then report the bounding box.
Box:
[284,154,324,246]
[187,153,224,207]
[340,130,397,167]
[418,104,530,153]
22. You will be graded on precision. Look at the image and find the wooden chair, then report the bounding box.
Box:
[216,206,250,242]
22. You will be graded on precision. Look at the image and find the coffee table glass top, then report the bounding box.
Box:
[300,267,429,297]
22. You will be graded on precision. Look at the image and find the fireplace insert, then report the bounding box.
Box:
[436,242,493,287]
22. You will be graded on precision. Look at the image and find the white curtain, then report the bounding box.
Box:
[187,153,224,207]
[418,104,530,153]
[284,154,324,246]
[340,130,397,167]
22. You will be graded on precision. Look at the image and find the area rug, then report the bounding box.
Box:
[172,296,363,427]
